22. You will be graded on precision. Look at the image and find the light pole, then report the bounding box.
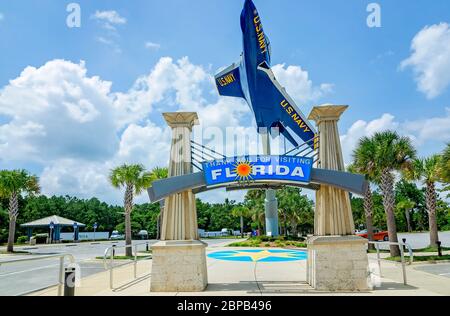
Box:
[73,222,78,242]
[93,222,98,241]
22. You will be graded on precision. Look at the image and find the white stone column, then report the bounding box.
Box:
[306,105,370,291]
[308,105,354,236]
[150,112,208,292]
[160,112,199,241]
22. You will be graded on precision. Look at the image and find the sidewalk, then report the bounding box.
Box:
[30,246,450,296]
[0,240,121,252]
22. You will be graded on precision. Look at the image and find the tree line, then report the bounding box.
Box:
[1,131,450,255]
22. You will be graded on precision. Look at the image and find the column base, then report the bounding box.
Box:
[307,235,370,291]
[150,240,208,292]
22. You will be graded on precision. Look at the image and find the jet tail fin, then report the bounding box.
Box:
[215,63,245,99]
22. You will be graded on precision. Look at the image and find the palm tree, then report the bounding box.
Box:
[353,132,416,257]
[231,205,250,238]
[109,164,153,256]
[396,198,415,233]
[348,163,376,247]
[440,144,450,197]
[245,190,265,235]
[404,156,441,247]
[0,170,40,253]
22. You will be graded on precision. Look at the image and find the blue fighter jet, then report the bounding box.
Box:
[215,0,317,149]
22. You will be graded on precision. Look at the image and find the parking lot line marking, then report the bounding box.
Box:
[0,264,59,277]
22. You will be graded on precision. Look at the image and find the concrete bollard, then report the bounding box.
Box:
[64,267,76,296]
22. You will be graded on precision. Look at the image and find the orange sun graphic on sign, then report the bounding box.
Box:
[233,161,254,182]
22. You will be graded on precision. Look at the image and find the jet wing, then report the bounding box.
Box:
[255,65,317,149]
[215,63,245,99]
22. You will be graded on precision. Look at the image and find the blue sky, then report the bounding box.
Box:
[0,0,449,205]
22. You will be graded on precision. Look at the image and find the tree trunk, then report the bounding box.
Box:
[380,169,400,257]
[284,215,288,237]
[405,209,412,233]
[124,184,134,257]
[426,181,439,247]
[7,192,19,253]
[291,220,297,238]
[240,215,244,238]
[363,186,375,250]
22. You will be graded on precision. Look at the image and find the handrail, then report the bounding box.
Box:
[103,241,152,289]
[368,240,413,285]
[0,253,75,296]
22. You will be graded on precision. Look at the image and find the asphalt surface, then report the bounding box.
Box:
[1,233,448,296]
[371,231,450,250]
[0,238,240,296]
[414,264,450,279]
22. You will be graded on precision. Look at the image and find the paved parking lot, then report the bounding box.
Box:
[414,264,450,279]
[0,239,240,296]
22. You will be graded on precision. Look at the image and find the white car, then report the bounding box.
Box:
[110,230,124,240]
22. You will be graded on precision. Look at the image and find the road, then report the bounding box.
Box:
[0,238,240,296]
[414,264,450,279]
[1,233,448,296]
[374,231,450,250]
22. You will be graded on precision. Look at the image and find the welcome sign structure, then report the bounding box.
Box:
[203,156,313,188]
[148,0,370,294]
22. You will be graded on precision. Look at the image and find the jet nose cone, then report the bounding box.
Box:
[244,0,256,10]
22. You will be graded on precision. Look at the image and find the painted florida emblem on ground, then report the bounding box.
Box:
[208,249,307,262]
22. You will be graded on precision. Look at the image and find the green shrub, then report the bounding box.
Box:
[17,236,29,244]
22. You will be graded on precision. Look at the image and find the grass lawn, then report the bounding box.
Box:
[412,246,450,253]
[201,236,246,239]
[228,236,307,248]
[0,250,30,255]
[386,255,450,262]
[367,245,450,254]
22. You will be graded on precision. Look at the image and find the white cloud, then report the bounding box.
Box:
[400,23,450,99]
[0,57,333,204]
[340,114,399,164]
[0,59,118,163]
[113,57,211,127]
[95,36,122,54]
[272,64,334,105]
[340,110,450,165]
[91,10,126,30]
[403,107,450,145]
[145,42,161,51]
[40,159,113,202]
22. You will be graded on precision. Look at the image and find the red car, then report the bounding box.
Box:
[356,228,389,241]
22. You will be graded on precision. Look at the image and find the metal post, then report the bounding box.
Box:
[437,241,442,257]
[110,245,115,289]
[261,130,279,237]
[134,244,137,279]
[375,242,382,277]
[58,256,64,296]
[399,243,407,285]
[64,267,76,296]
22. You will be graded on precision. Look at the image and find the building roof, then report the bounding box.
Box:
[20,215,86,228]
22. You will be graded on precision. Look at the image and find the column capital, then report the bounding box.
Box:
[163,112,199,130]
[308,104,348,124]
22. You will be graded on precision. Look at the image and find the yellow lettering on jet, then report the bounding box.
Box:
[253,15,267,54]
[279,99,311,133]
[217,73,236,87]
